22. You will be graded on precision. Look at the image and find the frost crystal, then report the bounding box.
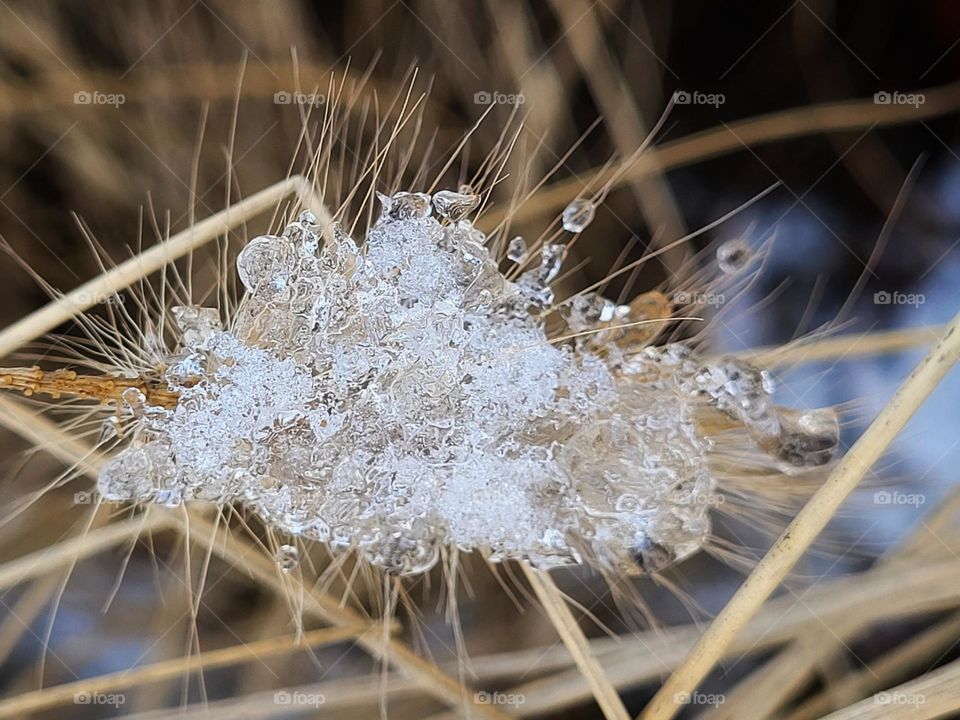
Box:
[98,193,836,576]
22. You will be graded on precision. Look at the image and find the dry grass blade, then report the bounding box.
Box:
[0,625,372,718]
[522,564,630,720]
[481,80,960,229]
[701,484,960,719]
[0,508,169,592]
[640,313,960,720]
[743,324,948,366]
[0,177,515,719]
[178,511,514,720]
[0,393,515,719]
[819,656,960,720]
[787,612,960,720]
[0,175,303,358]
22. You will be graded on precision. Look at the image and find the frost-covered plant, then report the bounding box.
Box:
[83,189,840,577]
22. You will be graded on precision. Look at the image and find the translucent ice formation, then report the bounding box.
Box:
[97,191,838,575]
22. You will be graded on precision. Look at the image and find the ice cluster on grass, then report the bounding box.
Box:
[97,191,837,575]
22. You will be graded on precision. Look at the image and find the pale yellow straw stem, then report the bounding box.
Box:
[641,313,960,720]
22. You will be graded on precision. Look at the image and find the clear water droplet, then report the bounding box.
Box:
[562,198,595,232]
[507,236,526,263]
[276,544,300,572]
[432,189,480,222]
[717,238,751,274]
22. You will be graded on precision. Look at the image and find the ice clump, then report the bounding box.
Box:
[97,192,833,576]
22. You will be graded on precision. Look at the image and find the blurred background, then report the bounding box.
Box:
[0,1,957,718]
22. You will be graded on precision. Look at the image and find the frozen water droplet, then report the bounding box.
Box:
[153,488,182,507]
[717,238,751,274]
[276,544,300,572]
[760,369,776,395]
[681,358,774,424]
[237,235,290,293]
[377,191,432,222]
[566,293,616,330]
[332,222,358,256]
[517,272,556,307]
[455,218,487,246]
[562,198,595,232]
[284,210,320,255]
[507,236,527,263]
[771,407,839,467]
[598,301,617,322]
[321,222,359,273]
[121,387,146,417]
[99,416,120,443]
[172,306,221,350]
[539,244,564,283]
[516,243,564,306]
[432,189,480,222]
[164,352,207,386]
[633,537,676,574]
